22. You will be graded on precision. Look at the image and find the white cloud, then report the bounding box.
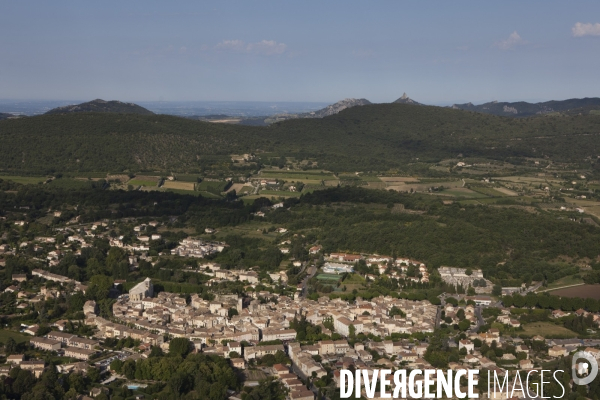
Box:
[572,22,600,37]
[495,31,526,50]
[247,40,287,55]
[215,39,287,55]
[215,39,246,52]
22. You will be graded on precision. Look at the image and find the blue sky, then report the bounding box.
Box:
[1,1,599,104]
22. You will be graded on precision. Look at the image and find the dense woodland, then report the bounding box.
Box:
[2,103,600,173]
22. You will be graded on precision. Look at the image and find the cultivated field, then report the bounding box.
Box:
[378,177,420,183]
[0,175,47,184]
[494,187,519,196]
[549,284,600,300]
[521,322,578,338]
[163,181,195,191]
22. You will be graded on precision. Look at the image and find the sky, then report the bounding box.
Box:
[1,1,600,104]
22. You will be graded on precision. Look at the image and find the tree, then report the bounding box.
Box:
[87,275,113,301]
[5,337,17,354]
[169,337,191,358]
[110,359,123,374]
[458,320,470,331]
[169,371,191,398]
[245,377,288,400]
[492,285,502,296]
[348,324,356,341]
[122,360,136,380]
[228,307,239,319]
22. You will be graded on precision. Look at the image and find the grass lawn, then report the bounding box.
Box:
[521,322,578,338]
[342,273,366,284]
[0,175,47,184]
[0,329,30,344]
[538,275,584,291]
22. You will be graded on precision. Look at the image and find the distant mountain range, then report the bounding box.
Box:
[45,99,154,115]
[266,98,372,122]
[26,95,600,121]
[451,97,600,117]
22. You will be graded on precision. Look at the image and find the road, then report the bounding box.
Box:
[299,265,317,298]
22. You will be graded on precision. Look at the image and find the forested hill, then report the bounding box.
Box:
[451,97,600,117]
[45,99,154,115]
[1,103,600,173]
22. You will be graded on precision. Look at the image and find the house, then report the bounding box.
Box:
[7,354,24,364]
[459,340,474,353]
[519,359,534,370]
[64,347,96,360]
[549,346,568,358]
[468,296,492,306]
[24,325,40,336]
[19,360,45,378]
[231,358,246,369]
[83,300,98,316]
[334,317,363,337]
[12,274,27,282]
[30,337,62,351]
[309,245,322,255]
[4,285,18,293]
[239,271,259,284]
[290,389,314,400]
[273,363,289,376]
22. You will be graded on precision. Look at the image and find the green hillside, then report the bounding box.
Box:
[45,99,154,115]
[1,103,600,173]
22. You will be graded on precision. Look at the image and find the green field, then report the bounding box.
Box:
[521,322,578,338]
[128,179,158,187]
[196,180,228,192]
[174,174,201,182]
[470,186,508,197]
[259,171,338,182]
[48,178,97,189]
[0,175,47,184]
[437,188,488,198]
[537,275,584,291]
[0,329,30,344]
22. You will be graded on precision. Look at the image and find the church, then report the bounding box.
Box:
[129,277,154,301]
